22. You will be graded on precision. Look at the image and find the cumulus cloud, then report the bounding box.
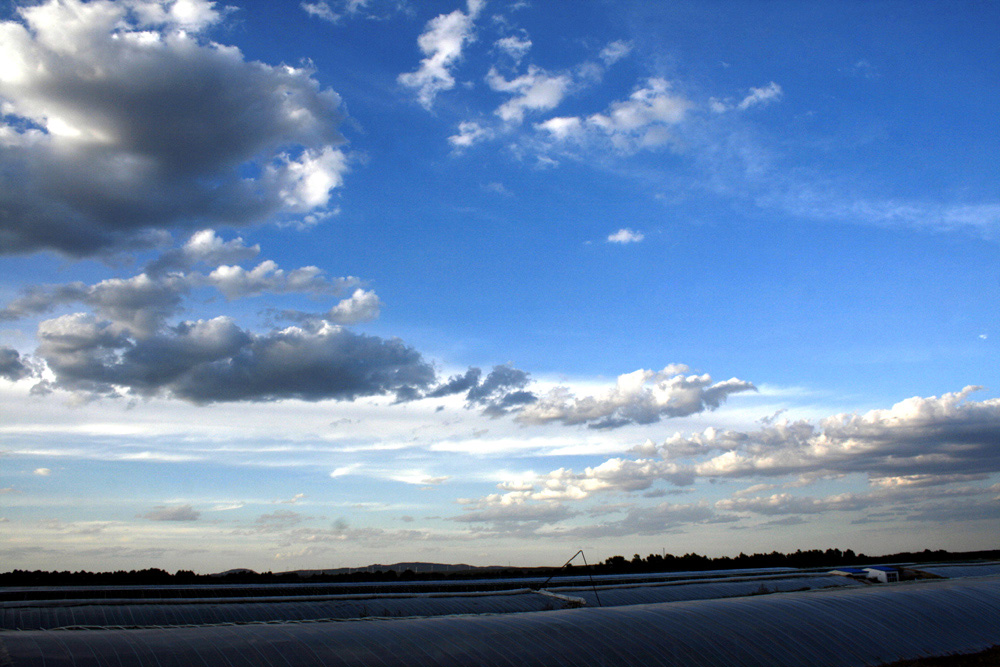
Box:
[494,34,531,63]
[448,120,494,148]
[0,234,359,334]
[322,289,382,324]
[143,504,200,521]
[398,0,484,109]
[487,66,572,124]
[717,479,999,525]
[33,468,52,476]
[465,364,536,415]
[535,78,690,153]
[690,386,1000,481]
[456,387,1000,531]
[36,315,435,403]
[206,261,357,300]
[0,0,348,256]
[423,364,536,415]
[607,228,644,244]
[1,273,192,336]
[486,457,695,505]
[145,230,260,276]
[0,347,35,381]
[717,492,868,516]
[517,365,755,429]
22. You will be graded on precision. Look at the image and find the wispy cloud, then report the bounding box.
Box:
[142,504,201,521]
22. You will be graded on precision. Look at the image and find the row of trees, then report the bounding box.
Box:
[596,548,1000,573]
[598,547,862,573]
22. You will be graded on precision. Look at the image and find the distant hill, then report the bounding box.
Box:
[272,562,508,577]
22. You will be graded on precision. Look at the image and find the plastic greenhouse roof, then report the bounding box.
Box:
[1,575,998,667]
[0,589,575,631]
[546,574,861,607]
[0,566,797,602]
[911,562,1000,579]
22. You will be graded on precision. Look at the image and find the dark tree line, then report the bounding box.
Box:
[595,548,1000,574]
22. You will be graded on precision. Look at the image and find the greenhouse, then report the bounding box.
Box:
[1,575,998,666]
[910,561,1000,579]
[0,570,874,631]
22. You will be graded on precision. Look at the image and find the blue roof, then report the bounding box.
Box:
[865,566,898,572]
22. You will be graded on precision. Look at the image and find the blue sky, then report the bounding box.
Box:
[1,0,998,573]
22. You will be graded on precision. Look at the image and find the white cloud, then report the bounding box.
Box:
[454,386,1000,533]
[33,468,52,476]
[0,0,349,256]
[398,0,484,109]
[535,116,583,141]
[737,81,783,110]
[607,228,644,244]
[207,261,357,300]
[330,463,363,477]
[301,1,340,22]
[599,40,632,66]
[487,66,572,123]
[494,34,531,63]
[1,252,361,336]
[128,0,222,30]
[448,120,494,148]
[302,1,408,24]
[680,386,1000,482]
[326,289,382,324]
[535,78,691,154]
[210,502,244,511]
[717,491,867,516]
[147,230,261,275]
[517,365,755,429]
[585,78,690,149]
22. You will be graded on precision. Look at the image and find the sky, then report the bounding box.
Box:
[1,0,998,574]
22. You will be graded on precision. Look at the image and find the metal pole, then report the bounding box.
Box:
[539,549,602,607]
